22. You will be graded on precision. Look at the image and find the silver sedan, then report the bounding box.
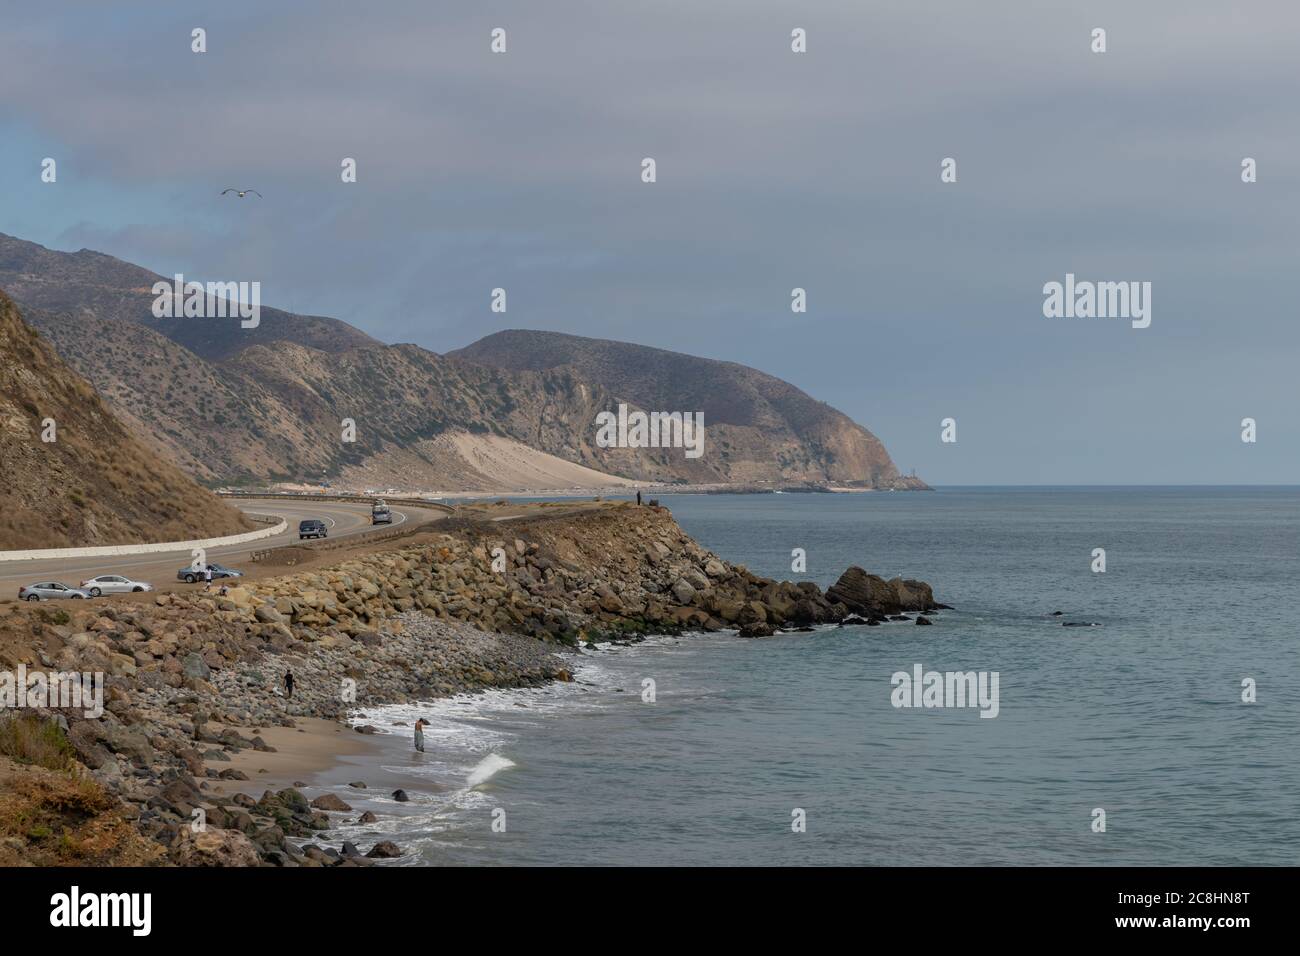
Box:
[18,582,91,601]
[79,575,154,596]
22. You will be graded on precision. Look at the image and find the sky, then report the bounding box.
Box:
[1,0,1296,485]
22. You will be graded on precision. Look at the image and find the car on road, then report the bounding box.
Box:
[18,582,91,601]
[299,519,328,540]
[176,563,243,584]
[79,575,153,596]
[371,500,392,525]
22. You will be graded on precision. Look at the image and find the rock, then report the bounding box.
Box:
[737,621,775,638]
[358,811,377,824]
[254,605,284,624]
[703,558,727,578]
[915,616,933,626]
[348,781,368,789]
[273,788,310,813]
[826,567,899,616]
[310,793,353,812]
[366,840,402,858]
[170,827,261,867]
[681,568,709,591]
[670,578,697,605]
[355,725,378,735]
[391,789,410,802]
[180,653,211,680]
[888,578,936,612]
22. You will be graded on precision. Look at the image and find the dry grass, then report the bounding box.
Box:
[0,291,255,549]
[0,759,164,866]
[0,714,76,771]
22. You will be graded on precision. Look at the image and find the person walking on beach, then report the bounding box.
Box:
[414,718,427,753]
[284,669,294,699]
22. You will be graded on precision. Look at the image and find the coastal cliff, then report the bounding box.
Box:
[0,501,942,866]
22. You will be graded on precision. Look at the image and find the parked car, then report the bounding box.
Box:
[80,575,153,596]
[299,519,328,540]
[371,500,392,525]
[18,582,91,601]
[176,563,243,584]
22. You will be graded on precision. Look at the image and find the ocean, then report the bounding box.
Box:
[331,488,1300,865]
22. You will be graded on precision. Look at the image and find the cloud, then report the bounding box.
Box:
[1,0,1297,482]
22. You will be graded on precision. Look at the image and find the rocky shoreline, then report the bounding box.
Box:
[0,501,944,866]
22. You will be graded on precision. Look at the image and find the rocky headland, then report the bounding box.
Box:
[0,501,943,866]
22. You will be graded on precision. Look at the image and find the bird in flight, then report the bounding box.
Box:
[221,188,262,198]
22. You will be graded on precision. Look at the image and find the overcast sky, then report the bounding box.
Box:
[1,1,1296,484]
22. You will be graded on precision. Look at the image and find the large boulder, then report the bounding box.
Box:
[180,653,210,680]
[826,568,897,615]
[889,578,935,612]
[170,827,262,867]
[826,567,939,616]
[670,578,697,605]
[311,793,353,812]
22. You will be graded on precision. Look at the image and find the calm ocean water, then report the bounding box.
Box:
[337,488,1300,866]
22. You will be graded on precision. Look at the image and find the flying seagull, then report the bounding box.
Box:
[220,188,262,198]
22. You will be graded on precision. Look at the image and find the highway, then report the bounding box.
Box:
[0,498,449,601]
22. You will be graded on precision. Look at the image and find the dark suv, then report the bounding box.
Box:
[299,519,328,540]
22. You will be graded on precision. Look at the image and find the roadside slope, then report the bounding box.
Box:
[0,291,255,550]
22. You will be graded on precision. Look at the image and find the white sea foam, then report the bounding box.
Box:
[467,753,516,788]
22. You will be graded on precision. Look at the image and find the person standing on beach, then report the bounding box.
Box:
[414,718,426,753]
[284,669,294,698]
[636,489,642,506]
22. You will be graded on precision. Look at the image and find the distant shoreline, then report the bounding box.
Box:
[239,481,927,501]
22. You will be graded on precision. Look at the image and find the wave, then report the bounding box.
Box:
[467,753,516,788]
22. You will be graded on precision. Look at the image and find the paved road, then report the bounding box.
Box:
[0,498,445,600]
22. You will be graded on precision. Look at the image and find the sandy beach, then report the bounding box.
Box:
[205,717,380,797]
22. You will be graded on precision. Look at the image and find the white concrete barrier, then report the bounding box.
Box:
[0,519,288,563]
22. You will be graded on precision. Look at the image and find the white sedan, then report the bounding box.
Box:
[79,575,154,596]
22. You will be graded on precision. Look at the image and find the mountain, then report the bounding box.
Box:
[0,234,375,360]
[451,329,923,489]
[0,291,255,550]
[0,233,926,491]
